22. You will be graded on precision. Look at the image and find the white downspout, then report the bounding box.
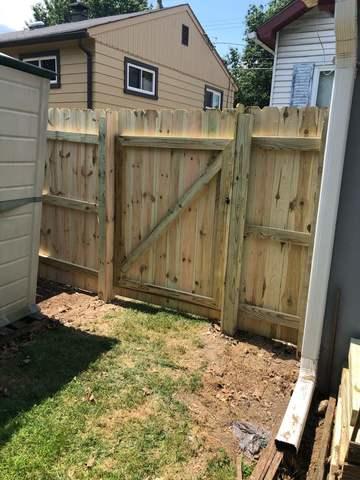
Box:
[276,0,358,452]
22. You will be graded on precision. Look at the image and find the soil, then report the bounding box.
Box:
[2,279,328,478]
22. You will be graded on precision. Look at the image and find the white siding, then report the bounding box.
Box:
[0,64,48,325]
[270,7,335,107]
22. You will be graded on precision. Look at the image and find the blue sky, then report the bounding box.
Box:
[0,0,267,57]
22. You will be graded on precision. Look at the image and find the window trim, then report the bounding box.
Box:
[204,85,223,110]
[20,50,61,89]
[124,57,158,100]
[182,24,189,46]
[310,65,335,107]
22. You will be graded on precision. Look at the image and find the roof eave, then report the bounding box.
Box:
[0,30,88,49]
[255,0,335,50]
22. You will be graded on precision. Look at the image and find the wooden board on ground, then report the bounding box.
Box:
[310,397,336,480]
[349,339,360,426]
[328,342,360,479]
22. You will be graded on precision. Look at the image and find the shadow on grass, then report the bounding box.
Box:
[0,318,117,446]
[111,296,209,322]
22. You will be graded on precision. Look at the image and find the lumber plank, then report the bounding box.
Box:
[329,385,343,479]
[245,224,311,246]
[97,114,115,302]
[117,135,230,151]
[213,111,238,307]
[39,255,98,276]
[348,338,360,426]
[43,194,98,213]
[252,135,321,151]
[118,278,218,310]
[119,148,225,274]
[47,129,99,144]
[221,114,253,336]
[239,303,300,330]
[340,368,351,465]
[314,397,336,480]
[251,421,284,480]
[264,451,283,480]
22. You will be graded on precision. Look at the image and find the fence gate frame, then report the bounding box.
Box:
[106,109,253,321]
[40,107,327,351]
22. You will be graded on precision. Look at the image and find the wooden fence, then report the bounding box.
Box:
[39,107,327,349]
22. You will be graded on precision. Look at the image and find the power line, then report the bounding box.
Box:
[214,41,246,46]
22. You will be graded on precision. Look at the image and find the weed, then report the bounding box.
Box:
[203,450,236,480]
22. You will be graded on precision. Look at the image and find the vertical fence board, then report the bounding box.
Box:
[97,111,117,302]
[39,107,327,350]
[221,114,253,335]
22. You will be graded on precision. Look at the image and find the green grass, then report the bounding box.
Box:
[0,302,241,480]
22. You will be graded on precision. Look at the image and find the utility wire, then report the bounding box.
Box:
[214,41,246,46]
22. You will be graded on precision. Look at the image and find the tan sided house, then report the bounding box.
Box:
[0,4,235,110]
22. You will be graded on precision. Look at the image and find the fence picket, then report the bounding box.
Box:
[39,107,327,349]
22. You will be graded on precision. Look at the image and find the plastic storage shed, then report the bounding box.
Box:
[0,55,50,327]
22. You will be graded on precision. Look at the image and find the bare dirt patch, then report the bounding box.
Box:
[37,281,298,467]
[0,279,300,479]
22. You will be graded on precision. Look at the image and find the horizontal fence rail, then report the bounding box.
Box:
[39,106,327,350]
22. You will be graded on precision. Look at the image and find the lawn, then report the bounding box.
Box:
[0,286,297,479]
[0,294,251,480]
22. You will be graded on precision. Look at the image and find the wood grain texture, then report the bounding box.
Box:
[97,112,116,301]
[40,108,101,291]
[47,130,99,144]
[349,339,360,426]
[245,224,311,246]
[221,114,253,335]
[117,135,230,150]
[252,135,321,151]
[120,150,223,274]
[312,397,336,480]
[43,194,98,213]
[113,109,236,317]
[239,106,326,345]
[40,107,326,347]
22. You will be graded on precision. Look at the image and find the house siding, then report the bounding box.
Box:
[2,40,89,109]
[270,7,336,107]
[90,7,234,110]
[0,7,235,110]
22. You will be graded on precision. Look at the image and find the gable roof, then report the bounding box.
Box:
[0,5,186,48]
[256,0,335,50]
[0,3,235,86]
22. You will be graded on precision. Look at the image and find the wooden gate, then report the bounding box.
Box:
[39,107,327,348]
[112,109,243,319]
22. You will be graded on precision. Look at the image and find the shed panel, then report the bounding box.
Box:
[0,61,48,326]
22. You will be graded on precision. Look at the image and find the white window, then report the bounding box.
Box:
[311,66,335,108]
[204,86,223,110]
[124,57,158,98]
[22,52,59,88]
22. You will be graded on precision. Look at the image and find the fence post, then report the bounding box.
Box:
[98,112,115,302]
[221,113,253,336]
